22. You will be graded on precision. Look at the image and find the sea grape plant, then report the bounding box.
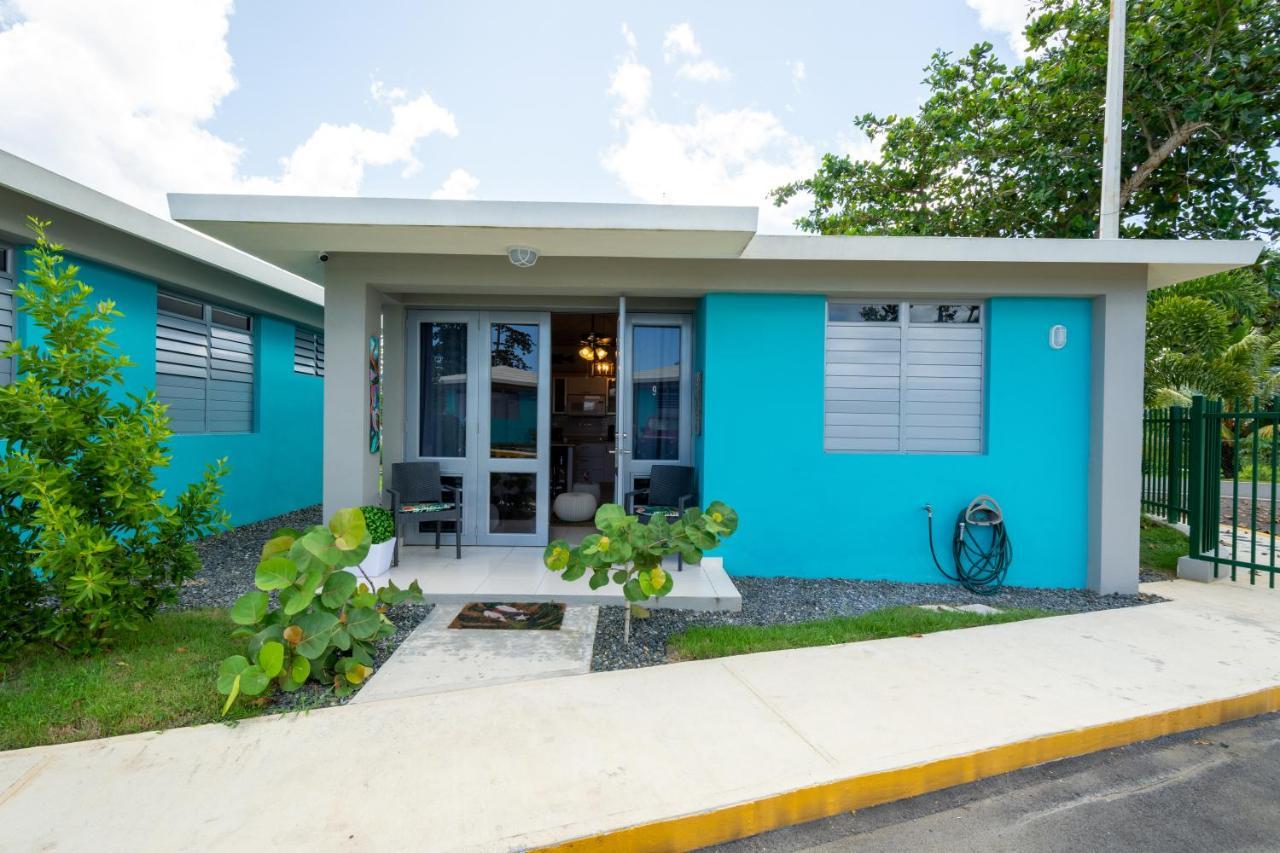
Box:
[542,501,738,601]
[358,505,395,545]
[217,507,422,714]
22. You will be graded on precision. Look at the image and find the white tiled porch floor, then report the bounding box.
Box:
[374,546,742,611]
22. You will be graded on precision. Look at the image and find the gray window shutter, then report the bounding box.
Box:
[293,328,324,376]
[825,312,902,452]
[156,294,254,433]
[0,279,13,387]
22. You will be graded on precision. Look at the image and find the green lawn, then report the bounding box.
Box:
[667,605,1054,662]
[0,609,262,752]
[1140,516,1188,575]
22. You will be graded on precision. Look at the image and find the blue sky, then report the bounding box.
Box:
[0,0,1029,231]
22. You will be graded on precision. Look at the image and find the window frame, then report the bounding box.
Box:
[156,290,256,434]
[825,298,986,455]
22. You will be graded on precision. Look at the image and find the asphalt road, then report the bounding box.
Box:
[707,712,1280,853]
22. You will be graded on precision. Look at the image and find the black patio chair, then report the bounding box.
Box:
[386,461,462,564]
[625,464,696,571]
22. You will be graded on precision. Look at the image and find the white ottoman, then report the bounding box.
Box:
[554,490,598,523]
[572,482,602,501]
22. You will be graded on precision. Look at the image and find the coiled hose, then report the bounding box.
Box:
[925,496,1013,595]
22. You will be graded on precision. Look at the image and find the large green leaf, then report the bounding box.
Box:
[329,506,369,551]
[594,502,626,530]
[543,540,572,571]
[588,569,609,590]
[321,571,357,608]
[345,606,381,641]
[239,665,270,696]
[257,641,284,678]
[622,578,645,602]
[283,585,315,616]
[229,591,268,626]
[290,654,310,684]
[294,611,342,659]
[216,655,250,694]
[254,556,297,591]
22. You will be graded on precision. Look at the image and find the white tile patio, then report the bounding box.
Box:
[373,546,742,611]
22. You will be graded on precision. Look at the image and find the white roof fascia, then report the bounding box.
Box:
[0,150,322,306]
[168,194,760,234]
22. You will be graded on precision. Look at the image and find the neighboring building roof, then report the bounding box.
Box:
[0,150,322,309]
[169,194,1264,290]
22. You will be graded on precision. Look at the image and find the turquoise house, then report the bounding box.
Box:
[168,194,1260,596]
[0,151,325,526]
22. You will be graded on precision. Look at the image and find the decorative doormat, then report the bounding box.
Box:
[448,602,566,630]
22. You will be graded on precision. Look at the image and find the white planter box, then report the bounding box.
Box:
[352,538,396,579]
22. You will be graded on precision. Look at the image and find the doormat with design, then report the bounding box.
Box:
[448,602,566,630]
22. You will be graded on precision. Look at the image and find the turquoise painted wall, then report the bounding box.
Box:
[14,251,323,526]
[699,293,1093,588]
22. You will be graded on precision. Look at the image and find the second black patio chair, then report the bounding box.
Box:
[386,461,462,564]
[625,464,697,571]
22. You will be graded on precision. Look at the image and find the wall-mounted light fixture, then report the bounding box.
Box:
[1049,324,1068,350]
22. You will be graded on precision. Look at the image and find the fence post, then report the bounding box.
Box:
[1187,396,1205,557]
[1167,405,1184,523]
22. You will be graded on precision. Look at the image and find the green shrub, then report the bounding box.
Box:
[543,501,738,601]
[216,507,423,714]
[0,221,227,654]
[359,505,395,544]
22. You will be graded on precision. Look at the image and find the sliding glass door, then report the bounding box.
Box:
[405,310,550,546]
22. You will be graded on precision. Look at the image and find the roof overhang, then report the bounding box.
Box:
[168,195,760,282]
[0,151,322,307]
[168,193,1264,291]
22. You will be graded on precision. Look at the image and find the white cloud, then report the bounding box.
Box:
[965,0,1033,57]
[0,0,459,212]
[676,59,730,83]
[602,29,816,233]
[662,22,700,61]
[430,167,479,200]
[620,21,637,51]
[662,21,729,83]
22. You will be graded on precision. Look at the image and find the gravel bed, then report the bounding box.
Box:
[591,576,1161,672]
[176,504,433,712]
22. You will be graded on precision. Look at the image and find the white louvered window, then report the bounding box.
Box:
[293,327,324,376]
[825,301,984,454]
[0,244,13,386]
[156,292,255,434]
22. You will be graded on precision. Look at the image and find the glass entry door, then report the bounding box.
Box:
[616,309,694,500]
[405,310,550,546]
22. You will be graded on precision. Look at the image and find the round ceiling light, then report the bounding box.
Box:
[508,246,539,268]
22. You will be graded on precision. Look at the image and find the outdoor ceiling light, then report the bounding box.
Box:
[507,246,539,268]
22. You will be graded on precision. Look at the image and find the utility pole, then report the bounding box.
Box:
[1099,0,1126,238]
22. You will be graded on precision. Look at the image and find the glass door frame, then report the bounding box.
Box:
[478,311,551,546]
[403,309,551,547]
[616,309,695,500]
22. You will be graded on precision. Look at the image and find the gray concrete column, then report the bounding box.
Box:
[323,269,382,519]
[1087,283,1147,594]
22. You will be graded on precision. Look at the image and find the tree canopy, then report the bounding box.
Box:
[773,0,1279,241]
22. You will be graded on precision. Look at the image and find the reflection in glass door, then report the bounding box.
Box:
[405,310,550,546]
[481,314,550,545]
[618,313,693,498]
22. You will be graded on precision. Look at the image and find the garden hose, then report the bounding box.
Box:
[924,496,1013,595]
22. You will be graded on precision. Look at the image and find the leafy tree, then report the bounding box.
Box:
[0,221,228,653]
[773,0,1279,241]
[772,0,1278,403]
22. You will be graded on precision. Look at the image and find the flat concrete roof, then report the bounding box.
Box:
[0,151,322,307]
[168,193,1264,289]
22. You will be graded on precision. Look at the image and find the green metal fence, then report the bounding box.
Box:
[1144,396,1280,586]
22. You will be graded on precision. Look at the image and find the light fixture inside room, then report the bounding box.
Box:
[507,246,538,268]
[578,314,614,375]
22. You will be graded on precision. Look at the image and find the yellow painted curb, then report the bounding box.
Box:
[533,684,1280,853]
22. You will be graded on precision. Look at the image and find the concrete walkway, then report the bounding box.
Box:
[352,604,598,703]
[3,579,1280,852]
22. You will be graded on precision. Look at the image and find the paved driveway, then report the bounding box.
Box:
[711,712,1280,852]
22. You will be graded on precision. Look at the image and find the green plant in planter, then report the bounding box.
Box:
[542,501,738,602]
[215,507,422,715]
[359,505,395,545]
